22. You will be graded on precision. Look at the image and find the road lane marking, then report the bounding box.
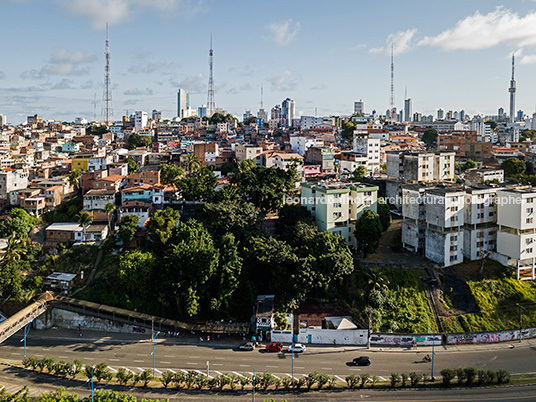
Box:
[154,369,162,374]
[294,366,305,369]
[133,360,144,363]
[239,364,250,367]
[266,365,278,368]
[379,376,387,381]
[109,359,119,362]
[58,356,68,359]
[335,375,345,382]
[35,354,43,357]
[85,357,94,360]
[161,361,171,364]
[10,353,18,355]
[188,356,200,358]
[136,367,145,372]
[214,371,222,375]
[186,362,196,365]
[108,367,117,373]
[194,369,211,378]
[349,368,361,371]
[232,371,244,377]
[272,374,280,379]
[321,367,332,370]
[167,369,176,373]
[180,369,188,374]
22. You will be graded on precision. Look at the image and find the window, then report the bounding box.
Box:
[450,217,455,222]
[333,203,342,208]
[527,218,534,224]
[528,208,534,214]
[450,245,457,251]
[526,238,533,245]
[477,241,484,247]
[528,248,533,254]
[451,206,458,212]
[528,198,534,203]
[452,235,458,241]
[333,212,342,219]
[489,212,494,217]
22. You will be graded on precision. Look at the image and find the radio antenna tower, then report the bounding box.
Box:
[101,23,113,124]
[93,93,97,121]
[260,83,264,109]
[390,43,395,120]
[207,34,215,117]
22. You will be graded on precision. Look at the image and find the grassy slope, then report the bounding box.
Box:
[440,261,536,333]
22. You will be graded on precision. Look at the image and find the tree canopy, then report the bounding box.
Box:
[421,129,438,150]
[501,157,526,177]
[127,133,151,150]
[118,215,139,246]
[0,209,36,239]
[354,209,383,257]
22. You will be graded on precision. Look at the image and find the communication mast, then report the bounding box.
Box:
[101,23,113,124]
[207,34,215,117]
[390,43,395,120]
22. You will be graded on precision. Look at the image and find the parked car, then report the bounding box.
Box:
[238,342,255,351]
[266,342,283,352]
[287,343,306,353]
[352,356,371,366]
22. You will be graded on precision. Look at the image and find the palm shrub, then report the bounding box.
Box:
[161,371,174,388]
[228,374,239,390]
[44,357,56,373]
[409,372,422,387]
[194,374,207,390]
[282,377,293,391]
[390,372,400,387]
[317,373,329,390]
[327,376,337,389]
[296,378,306,390]
[131,373,141,386]
[72,359,83,377]
[115,368,132,386]
[139,370,153,387]
[305,372,319,390]
[360,373,370,388]
[400,372,408,387]
[94,363,112,382]
[455,367,466,385]
[36,358,47,372]
[259,372,276,391]
[173,372,185,389]
[370,375,379,388]
[239,374,251,390]
[184,371,197,389]
[486,370,496,384]
[440,368,455,386]
[84,364,95,379]
[496,369,510,384]
[273,377,281,390]
[207,377,220,391]
[464,367,477,385]
[22,357,35,369]
[346,374,360,389]
[53,361,71,377]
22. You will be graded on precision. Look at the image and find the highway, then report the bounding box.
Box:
[1,329,536,381]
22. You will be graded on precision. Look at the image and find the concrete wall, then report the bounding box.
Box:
[370,333,441,346]
[402,220,421,252]
[271,328,368,345]
[446,328,536,344]
[34,308,138,334]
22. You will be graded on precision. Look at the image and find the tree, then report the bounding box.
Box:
[243,116,257,125]
[462,159,478,171]
[102,202,116,232]
[76,211,92,241]
[487,120,498,130]
[501,157,526,177]
[209,112,227,124]
[0,208,36,239]
[159,163,185,191]
[69,169,82,194]
[185,153,201,175]
[118,214,139,246]
[276,204,317,245]
[86,124,109,136]
[178,167,217,201]
[377,201,391,232]
[118,250,156,301]
[126,156,139,173]
[351,165,368,182]
[354,210,383,257]
[127,133,151,150]
[198,199,260,239]
[146,207,181,245]
[341,121,356,140]
[421,129,438,150]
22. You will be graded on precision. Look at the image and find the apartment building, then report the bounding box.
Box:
[235,143,263,162]
[0,169,29,202]
[288,136,324,156]
[465,168,504,186]
[495,188,536,280]
[304,147,335,174]
[352,133,381,173]
[301,181,378,248]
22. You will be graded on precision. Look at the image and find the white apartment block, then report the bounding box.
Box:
[134,111,148,132]
[386,152,455,183]
[352,132,381,173]
[0,169,29,202]
[289,135,324,156]
[235,143,263,162]
[495,188,536,280]
[301,182,378,248]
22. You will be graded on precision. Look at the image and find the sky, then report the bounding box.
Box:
[2,0,536,123]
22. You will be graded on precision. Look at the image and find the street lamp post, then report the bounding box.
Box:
[291,341,295,379]
[150,331,160,377]
[86,368,95,402]
[252,368,256,402]
[430,332,436,381]
[20,320,33,359]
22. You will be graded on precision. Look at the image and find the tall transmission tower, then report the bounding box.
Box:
[509,53,516,122]
[260,83,264,110]
[207,34,215,117]
[101,23,113,124]
[390,43,395,120]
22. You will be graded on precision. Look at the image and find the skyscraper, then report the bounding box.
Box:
[177,89,189,119]
[354,99,365,116]
[404,98,412,122]
[281,98,295,127]
[509,53,516,122]
[437,109,444,120]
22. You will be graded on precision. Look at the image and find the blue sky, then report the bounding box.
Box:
[2,0,536,123]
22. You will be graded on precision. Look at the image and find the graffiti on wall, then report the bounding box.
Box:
[370,334,441,346]
[447,330,519,345]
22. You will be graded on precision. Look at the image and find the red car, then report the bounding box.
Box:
[266,342,283,352]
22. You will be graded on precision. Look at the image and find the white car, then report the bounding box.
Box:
[287,343,306,353]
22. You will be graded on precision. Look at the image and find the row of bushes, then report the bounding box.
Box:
[440,367,510,386]
[21,357,512,391]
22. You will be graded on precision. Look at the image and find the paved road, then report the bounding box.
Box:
[2,329,536,382]
[1,364,536,401]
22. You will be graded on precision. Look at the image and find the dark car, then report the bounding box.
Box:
[266,342,283,352]
[353,356,371,366]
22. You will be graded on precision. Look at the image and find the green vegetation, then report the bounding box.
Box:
[421,128,438,150]
[341,267,437,333]
[354,210,383,257]
[501,157,526,177]
[127,133,152,150]
[440,262,536,332]
[126,156,139,173]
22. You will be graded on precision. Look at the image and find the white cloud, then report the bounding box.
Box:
[268,70,300,92]
[520,54,536,64]
[418,7,536,50]
[310,83,326,91]
[170,74,205,94]
[21,49,95,79]
[267,19,301,46]
[51,78,75,90]
[370,28,417,55]
[348,43,366,51]
[56,0,201,30]
[123,87,153,96]
[128,59,174,74]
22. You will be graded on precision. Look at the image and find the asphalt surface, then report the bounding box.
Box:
[2,329,536,382]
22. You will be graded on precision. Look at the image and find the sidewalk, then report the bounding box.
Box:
[11,328,536,354]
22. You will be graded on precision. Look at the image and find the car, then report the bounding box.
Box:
[287,343,306,353]
[238,342,255,351]
[266,342,283,352]
[352,356,371,366]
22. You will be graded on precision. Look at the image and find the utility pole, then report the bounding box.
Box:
[367,308,372,349]
[430,332,436,381]
[151,331,160,377]
[86,369,95,402]
[252,368,256,402]
[517,303,525,342]
[20,320,33,359]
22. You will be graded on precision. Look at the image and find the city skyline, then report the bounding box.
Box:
[2,1,536,122]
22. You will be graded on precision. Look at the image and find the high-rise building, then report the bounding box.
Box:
[197,105,207,118]
[413,112,422,122]
[517,110,524,122]
[354,99,365,116]
[281,98,295,128]
[509,53,516,122]
[498,107,505,120]
[134,111,148,131]
[243,110,252,122]
[177,89,189,119]
[460,110,466,122]
[0,115,7,126]
[437,109,444,120]
[152,110,161,122]
[404,98,412,122]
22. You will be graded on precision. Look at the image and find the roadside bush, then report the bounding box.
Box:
[296,378,306,390]
[115,368,133,386]
[455,367,466,385]
[22,357,35,369]
[273,377,281,390]
[390,372,400,387]
[464,367,477,385]
[486,370,496,384]
[305,372,319,390]
[360,373,370,388]
[160,371,174,388]
[410,372,422,387]
[496,369,510,384]
[400,372,408,387]
[194,374,207,390]
[207,377,220,391]
[173,372,185,389]
[228,374,239,390]
[36,358,47,372]
[53,361,71,377]
[317,373,329,390]
[239,375,251,390]
[84,364,94,379]
[327,376,337,389]
[184,371,196,389]
[72,359,83,377]
[281,377,293,391]
[44,357,55,373]
[94,363,112,382]
[346,374,360,389]
[440,368,455,386]
[131,373,141,386]
[139,370,153,387]
[371,375,379,388]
